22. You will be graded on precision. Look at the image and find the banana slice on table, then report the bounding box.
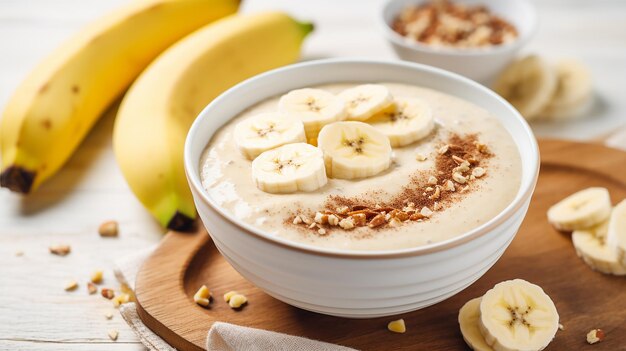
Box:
[234,113,306,159]
[459,298,494,351]
[317,121,392,180]
[338,84,393,121]
[539,59,593,120]
[573,220,626,275]
[607,199,626,266]
[493,55,557,121]
[278,88,346,140]
[479,279,559,351]
[251,143,327,194]
[366,97,435,147]
[547,187,611,231]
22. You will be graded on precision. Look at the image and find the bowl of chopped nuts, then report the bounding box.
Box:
[381,0,537,83]
[185,58,539,318]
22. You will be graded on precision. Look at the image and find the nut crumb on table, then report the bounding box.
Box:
[49,244,71,256]
[586,329,605,344]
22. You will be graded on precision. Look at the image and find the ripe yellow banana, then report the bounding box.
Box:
[113,12,313,230]
[0,0,239,193]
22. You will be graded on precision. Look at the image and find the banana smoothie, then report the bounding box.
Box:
[200,83,522,251]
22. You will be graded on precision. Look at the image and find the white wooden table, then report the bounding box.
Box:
[1,0,625,349]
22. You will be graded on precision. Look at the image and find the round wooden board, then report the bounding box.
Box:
[135,139,626,351]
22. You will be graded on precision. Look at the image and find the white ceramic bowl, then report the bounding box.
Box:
[184,59,539,318]
[381,0,537,83]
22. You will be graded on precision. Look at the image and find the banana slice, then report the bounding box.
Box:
[234,113,306,160]
[539,59,593,120]
[459,297,494,351]
[479,279,559,351]
[317,121,392,179]
[251,143,327,194]
[573,220,626,276]
[338,84,393,121]
[547,187,611,232]
[278,88,347,140]
[607,199,626,267]
[366,97,435,147]
[493,55,557,120]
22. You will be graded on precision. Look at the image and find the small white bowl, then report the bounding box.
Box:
[381,0,537,83]
[185,59,539,318]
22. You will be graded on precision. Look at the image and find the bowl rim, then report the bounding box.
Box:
[184,58,539,259]
[379,0,538,57]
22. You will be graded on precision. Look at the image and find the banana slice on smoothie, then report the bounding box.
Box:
[251,143,327,194]
[317,121,392,179]
[366,97,435,147]
[547,187,612,231]
[278,88,347,140]
[607,199,626,266]
[479,279,559,351]
[539,59,593,120]
[458,298,494,351]
[493,55,557,120]
[234,112,306,159]
[573,220,626,275]
[338,84,393,121]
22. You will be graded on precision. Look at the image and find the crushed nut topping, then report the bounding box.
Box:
[64,280,78,291]
[90,270,103,284]
[290,134,490,234]
[416,153,427,161]
[392,0,518,48]
[194,285,212,307]
[108,330,119,341]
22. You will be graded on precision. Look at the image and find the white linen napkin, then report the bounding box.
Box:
[114,249,357,351]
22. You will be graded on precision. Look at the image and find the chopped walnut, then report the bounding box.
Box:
[64,280,78,291]
[452,172,467,184]
[87,282,98,295]
[388,217,403,227]
[292,215,303,225]
[444,180,456,192]
[438,145,449,155]
[98,221,118,237]
[336,206,350,214]
[369,214,386,228]
[427,176,438,185]
[415,153,427,161]
[101,288,115,300]
[49,245,71,256]
[317,228,327,235]
[586,329,605,344]
[420,207,433,217]
[352,213,367,226]
[428,186,441,200]
[472,167,486,178]
[452,155,466,164]
[327,214,339,226]
[339,217,355,230]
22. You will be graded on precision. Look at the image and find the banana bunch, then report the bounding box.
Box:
[548,187,626,275]
[0,0,239,193]
[236,84,435,194]
[458,279,560,351]
[113,12,314,230]
[494,55,593,121]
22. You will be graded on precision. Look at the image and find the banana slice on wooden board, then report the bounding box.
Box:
[251,143,327,194]
[573,219,626,276]
[317,121,392,180]
[607,199,626,267]
[365,97,435,147]
[338,84,394,121]
[278,88,347,140]
[547,187,612,232]
[234,113,306,159]
[458,298,494,351]
[479,279,559,351]
[493,55,557,120]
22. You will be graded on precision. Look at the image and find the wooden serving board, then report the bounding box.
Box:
[135,139,626,351]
